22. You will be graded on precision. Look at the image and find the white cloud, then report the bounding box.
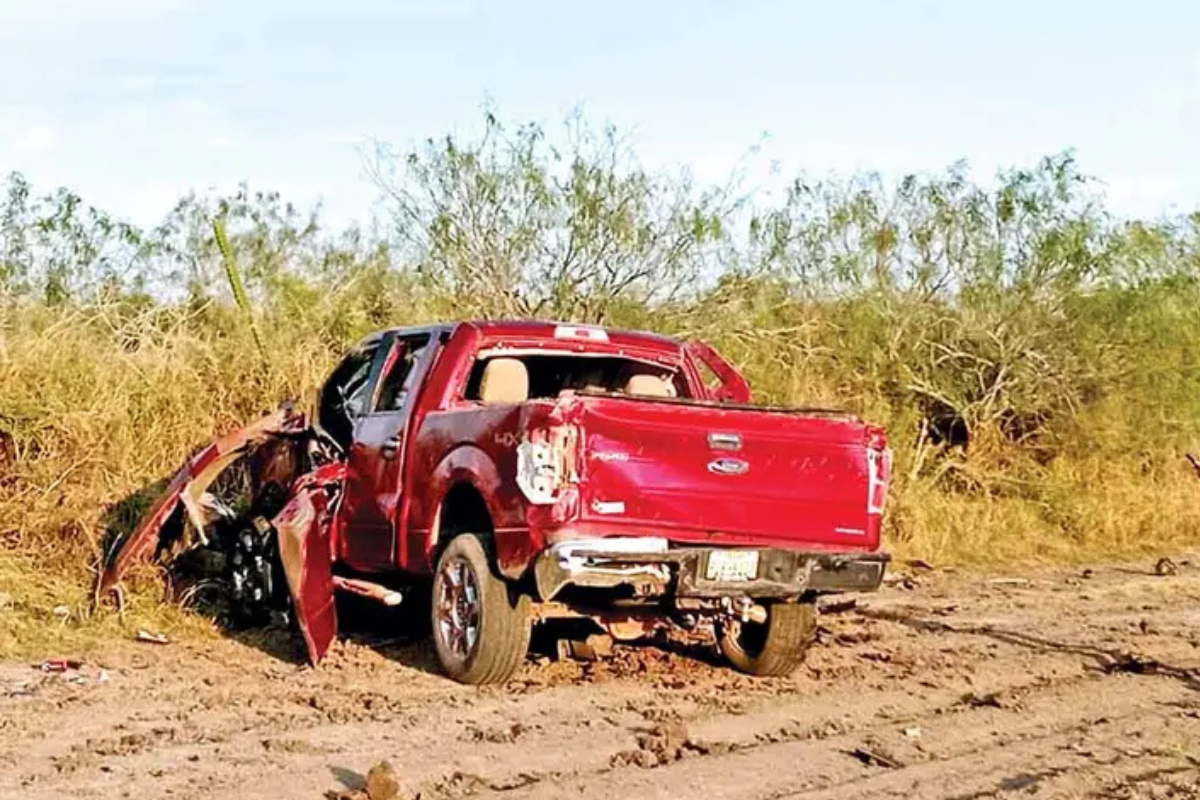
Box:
[1103,174,1187,218]
[11,125,57,154]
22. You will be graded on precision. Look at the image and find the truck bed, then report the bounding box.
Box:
[543,393,890,552]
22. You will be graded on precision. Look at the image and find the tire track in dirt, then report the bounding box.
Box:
[0,642,1081,796]
[449,660,1199,800]
[2,558,1198,800]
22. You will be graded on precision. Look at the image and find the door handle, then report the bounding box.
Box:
[381,436,401,459]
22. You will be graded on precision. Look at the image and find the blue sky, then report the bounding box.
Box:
[1,0,1198,228]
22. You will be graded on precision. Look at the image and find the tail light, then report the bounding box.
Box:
[516,425,579,505]
[866,425,891,516]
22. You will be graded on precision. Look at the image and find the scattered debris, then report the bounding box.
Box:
[52,605,70,618]
[901,726,922,739]
[1154,557,1177,577]
[847,745,902,769]
[135,630,170,645]
[905,558,935,571]
[1081,568,1094,579]
[22,659,109,689]
[1138,618,1160,635]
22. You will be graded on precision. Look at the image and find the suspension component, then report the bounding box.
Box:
[227,516,292,627]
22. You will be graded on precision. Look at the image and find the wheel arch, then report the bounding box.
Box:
[424,442,529,578]
[437,481,495,545]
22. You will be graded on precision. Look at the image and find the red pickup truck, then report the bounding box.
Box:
[102,320,892,684]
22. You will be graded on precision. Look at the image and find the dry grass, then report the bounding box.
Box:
[0,551,217,660]
[2,296,1199,660]
[0,302,334,658]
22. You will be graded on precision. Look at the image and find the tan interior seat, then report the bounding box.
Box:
[478,358,529,404]
[625,372,676,398]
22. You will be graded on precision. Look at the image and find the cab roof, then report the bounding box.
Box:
[466,319,682,351]
[373,319,684,359]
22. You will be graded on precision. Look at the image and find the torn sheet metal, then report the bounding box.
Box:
[98,406,308,596]
[274,462,345,664]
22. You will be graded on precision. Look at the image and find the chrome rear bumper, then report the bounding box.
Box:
[532,537,888,601]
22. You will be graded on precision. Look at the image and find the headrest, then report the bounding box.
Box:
[625,372,675,398]
[479,358,529,404]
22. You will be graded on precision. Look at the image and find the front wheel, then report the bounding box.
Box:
[431,534,531,685]
[719,601,816,677]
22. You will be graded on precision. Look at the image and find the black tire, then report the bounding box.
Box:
[431,534,531,685]
[719,601,816,677]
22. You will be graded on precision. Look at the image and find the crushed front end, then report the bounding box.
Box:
[96,405,346,664]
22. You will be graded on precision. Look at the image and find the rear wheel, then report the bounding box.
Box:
[431,534,531,685]
[719,601,816,677]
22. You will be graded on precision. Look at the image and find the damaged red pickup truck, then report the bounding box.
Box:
[101,320,892,684]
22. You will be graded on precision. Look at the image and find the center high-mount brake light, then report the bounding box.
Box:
[553,325,609,343]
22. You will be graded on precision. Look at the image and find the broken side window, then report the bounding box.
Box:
[318,339,384,448]
[372,334,432,413]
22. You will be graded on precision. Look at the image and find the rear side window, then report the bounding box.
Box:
[463,354,687,401]
[373,334,432,412]
[692,358,724,396]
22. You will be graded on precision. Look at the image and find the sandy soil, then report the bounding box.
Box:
[3,557,1200,800]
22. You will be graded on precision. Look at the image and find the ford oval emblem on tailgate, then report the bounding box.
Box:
[707,457,749,476]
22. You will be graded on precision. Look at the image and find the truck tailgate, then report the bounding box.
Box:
[572,396,888,551]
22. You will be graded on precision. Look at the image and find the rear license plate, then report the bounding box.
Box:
[705,550,759,582]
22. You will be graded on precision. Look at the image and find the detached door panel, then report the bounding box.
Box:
[339,333,433,571]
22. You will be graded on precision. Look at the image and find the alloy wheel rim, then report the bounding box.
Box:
[436,557,481,662]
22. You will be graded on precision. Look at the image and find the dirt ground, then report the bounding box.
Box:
[3,557,1200,800]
